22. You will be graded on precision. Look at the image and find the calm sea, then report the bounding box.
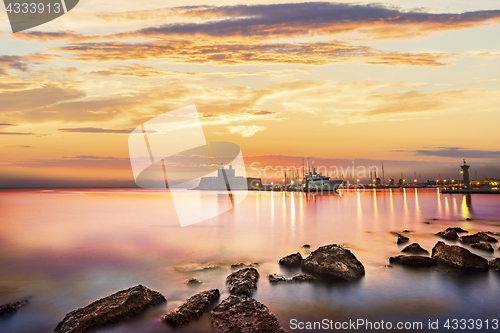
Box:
[0,188,499,332]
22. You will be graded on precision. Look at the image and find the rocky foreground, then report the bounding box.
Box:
[211,295,286,333]
[54,285,166,333]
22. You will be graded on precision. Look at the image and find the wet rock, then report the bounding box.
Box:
[423,222,431,224]
[301,244,365,281]
[211,295,286,333]
[54,285,166,333]
[488,258,500,272]
[268,273,315,283]
[458,232,498,244]
[466,218,472,221]
[431,241,488,271]
[302,244,311,248]
[397,234,410,244]
[231,262,259,269]
[402,230,411,233]
[268,273,288,283]
[470,243,494,252]
[279,252,303,267]
[185,278,202,285]
[0,300,28,318]
[436,229,458,240]
[162,289,219,327]
[401,243,429,255]
[486,231,500,237]
[389,255,437,267]
[226,268,260,296]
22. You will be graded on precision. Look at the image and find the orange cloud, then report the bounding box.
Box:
[53,39,455,66]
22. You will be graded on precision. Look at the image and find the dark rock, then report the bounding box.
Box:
[268,273,287,283]
[301,244,365,281]
[423,222,431,224]
[389,255,437,267]
[0,300,28,318]
[397,234,410,244]
[279,252,303,267]
[466,218,472,220]
[302,244,311,248]
[431,241,488,271]
[436,230,458,240]
[211,295,286,333]
[268,273,315,283]
[488,258,500,272]
[291,274,316,282]
[226,268,259,296]
[162,289,219,327]
[185,278,202,285]
[444,227,468,233]
[458,232,498,244]
[231,262,259,269]
[402,230,411,233]
[470,243,494,252]
[486,231,500,237]
[54,285,166,333]
[401,243,429,254]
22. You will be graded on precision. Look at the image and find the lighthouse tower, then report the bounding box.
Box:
[460,159,470,189]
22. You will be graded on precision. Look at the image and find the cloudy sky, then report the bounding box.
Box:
[0,1,499,186]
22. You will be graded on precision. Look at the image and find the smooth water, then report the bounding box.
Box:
[0,189,499,332]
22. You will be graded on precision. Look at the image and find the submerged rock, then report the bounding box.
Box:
[185,278,202,285]
[279,252,303,267]
[0,300,28,318]
[431,241,488,271]
[389,255,437,267]
[436,229,458,240]
[458,232,498,244]
[162,289,219,327]
[397,234,410,244]
[470,243,494,252]
[488,258,500,272]
[231,262,259,269]
[174,262,221,272]
[54,285,166,333]
[301,244,365,281]
[268,273,316,283]
[445,227,468,233]
[226,268,260,296]
[211,295,286,333]
[401,243,429,254]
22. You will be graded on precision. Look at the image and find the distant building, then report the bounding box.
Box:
[375,178,381,186]
[194,165,262,190]
[389,178,394,186]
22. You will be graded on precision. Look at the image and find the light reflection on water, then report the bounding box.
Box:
[0,189,499,333]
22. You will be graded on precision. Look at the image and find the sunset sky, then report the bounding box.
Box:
[0,0,499,187]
